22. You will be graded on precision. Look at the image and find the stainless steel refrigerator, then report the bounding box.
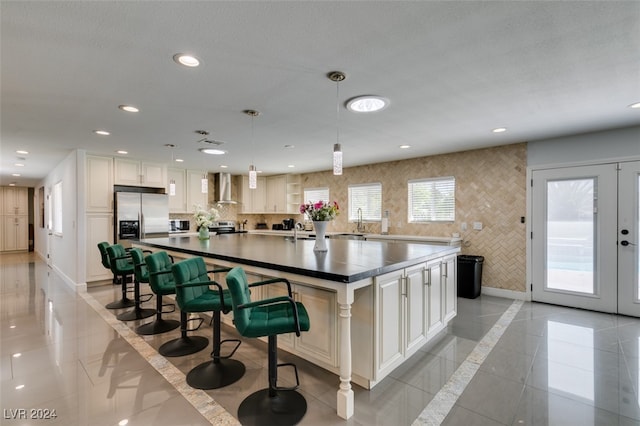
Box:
[115,192,169,246]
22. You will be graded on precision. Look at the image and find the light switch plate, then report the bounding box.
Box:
[473,222,483,230]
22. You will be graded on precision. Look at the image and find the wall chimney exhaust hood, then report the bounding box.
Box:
[214,172,237,204]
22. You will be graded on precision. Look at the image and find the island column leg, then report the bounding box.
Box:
[337,288,354,419]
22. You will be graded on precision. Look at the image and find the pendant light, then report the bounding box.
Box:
[244,109,260,189]
[201,173,208,194]
[166,144,176,196]
[328,71,346,175]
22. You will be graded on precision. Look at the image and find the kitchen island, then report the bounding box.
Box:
[135,233,460,420]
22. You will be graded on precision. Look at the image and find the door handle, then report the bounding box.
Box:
[620,240,636,246]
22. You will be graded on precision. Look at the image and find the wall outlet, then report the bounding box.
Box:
[473,221,483,230]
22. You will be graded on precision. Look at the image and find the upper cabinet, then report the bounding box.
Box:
[186,170,208,211]
[167,169,208,213]
[114,158,166,188]
[240,174,300,214]
[86,155,113,212]
[2,186,28,215]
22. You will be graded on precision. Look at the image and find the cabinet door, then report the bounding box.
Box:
[266,175,287,213]
[294,284,337,366]
[114,158,141,185]
[186,170,208,210]
[86,156,113,212]
[2,216,28,251]
[405,264,428,352]
[86,214,113,282]
[375,270,404,372]
[426,259,444,336]
[239,176,267,213]
[168,168,186,213]
[3,187,28,215]
[141,162,166,188]
[443,254,457,322]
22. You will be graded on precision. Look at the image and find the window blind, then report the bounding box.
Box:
[348,183,382,221]
[408,177,455,222]
[303,187,330,204]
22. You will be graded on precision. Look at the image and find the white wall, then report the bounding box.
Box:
[527,125,640,167]
[35,150,83,288]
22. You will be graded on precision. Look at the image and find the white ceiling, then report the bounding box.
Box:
[2,1,639,187]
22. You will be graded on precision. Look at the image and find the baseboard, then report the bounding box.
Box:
[481,286,530,301]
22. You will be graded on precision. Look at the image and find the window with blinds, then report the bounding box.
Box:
[348,183,382,221]
[303,187,330,204]
[408,177,455,222]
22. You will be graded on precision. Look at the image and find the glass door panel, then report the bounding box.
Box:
[618,161,640,317]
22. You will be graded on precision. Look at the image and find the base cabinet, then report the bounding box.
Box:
[85,214,113,282]
[2,215,28,251]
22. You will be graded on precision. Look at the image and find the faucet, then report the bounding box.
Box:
[293,222,303,240]
[357,208,364,233]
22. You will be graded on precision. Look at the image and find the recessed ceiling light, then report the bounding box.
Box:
[12,173,20,177]
[9,183,16,186]
[14,163,24,167]
[12,353,21,358]
[94,130,110,136]
[16,150,28,155]
[116,150,128,155]
[284,145,295,149]
[492,127,507,133]
[220,165,228,168]
[199,148,226,155]
[175,158,184,163]
[346,95,389,113]
[15,384,25,390]
[629,102,640,109]
[173,53,200,67]
[119,105,139,113]
[287,165,295,168]
[399,144,411,149]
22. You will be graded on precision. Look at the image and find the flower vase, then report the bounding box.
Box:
[313,221,328,252]
[198,226,210,240]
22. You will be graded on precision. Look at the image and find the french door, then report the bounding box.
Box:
[531,161,639,317]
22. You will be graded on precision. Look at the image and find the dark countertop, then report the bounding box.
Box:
[136,234,460,283]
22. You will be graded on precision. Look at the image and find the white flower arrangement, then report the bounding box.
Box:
[193,205,220,229]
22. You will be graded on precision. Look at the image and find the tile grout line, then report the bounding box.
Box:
[412,299,524,426]
[78,289,240,426]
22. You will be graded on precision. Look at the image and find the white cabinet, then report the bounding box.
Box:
[114,158,166,188]
[86,214,114,282]
[239,175,266,213]
[443,253,457,322]
[186,170,208,210]
[426,258,444,337]
[3,187,28,215]
[86,155,113,212]
[2,215,28,251]
[375,263,427,377]
[266,175,287,213]
[168,168,187,213]
[264,280,337,367]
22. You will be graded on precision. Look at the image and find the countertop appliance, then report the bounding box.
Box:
[169,219,190,233]
[115,191,169,246]
[208,220,247,234]
[282,218,295,230]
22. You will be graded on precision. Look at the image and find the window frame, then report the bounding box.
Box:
[408,176,456,223]
[348,182,382,222]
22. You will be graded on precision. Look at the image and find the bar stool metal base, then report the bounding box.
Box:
[105,298,135,310]
[135,318,180,335]
[116,307,156,322]
[186,359,245,390]
[159,336,208,357]
[237,389,307,426]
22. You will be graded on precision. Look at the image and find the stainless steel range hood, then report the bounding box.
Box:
[213,172,237,204]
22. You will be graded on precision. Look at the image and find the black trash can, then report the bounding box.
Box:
[457,255,484,299]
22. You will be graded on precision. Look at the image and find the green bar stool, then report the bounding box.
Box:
[136,251,181,335]
[104,244,135,310]
[144,252,208,356]
[116,248,156,321]
[97,242,116,284]
[226,267,311,426]
[172,257,245,390]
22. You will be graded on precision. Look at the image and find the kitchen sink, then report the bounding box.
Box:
[283,236,315,241]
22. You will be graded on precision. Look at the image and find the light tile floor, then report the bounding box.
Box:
[1,252,639,425]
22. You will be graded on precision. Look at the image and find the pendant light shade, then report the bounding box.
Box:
[169,179,176,196]
[244,109,260,190]
[328,71,346,176]
[201,173,208,194]
[249,165,257,189]
[333,144,342,175]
